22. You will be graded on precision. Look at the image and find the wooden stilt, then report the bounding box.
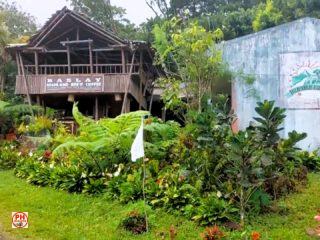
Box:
[36,95,41,105]
[162,107,166,122]
[95,96,99,120]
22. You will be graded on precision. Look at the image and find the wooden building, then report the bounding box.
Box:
[7,7,158,119]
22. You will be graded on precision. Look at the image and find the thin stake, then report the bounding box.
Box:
[142,157,149,232]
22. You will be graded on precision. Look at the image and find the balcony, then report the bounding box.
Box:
[23,63,140,75]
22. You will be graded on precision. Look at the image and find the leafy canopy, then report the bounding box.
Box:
[153,18,228,116]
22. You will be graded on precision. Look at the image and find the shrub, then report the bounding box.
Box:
[298,151,320,172]
[120,211,147,234]
[0,141,19,170]
[192,194,238,226]
[82,177,106,195]
[201,225,226,240]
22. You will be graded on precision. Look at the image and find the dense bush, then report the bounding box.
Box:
[10,98,320,228]
[0,101,55,135]
[0,141,19,170]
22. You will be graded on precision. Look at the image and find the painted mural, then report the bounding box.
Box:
[280,52,320,109]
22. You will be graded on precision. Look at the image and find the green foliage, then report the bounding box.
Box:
[153,19,229,114]
[0,101,55,134]
[254,100,286,145]
[298,151,320,172]
[0,1,37,40]
[69,0,144,40]
[0,141,19,169]
[18,116,53,136]
[252,0,283,32]
[248,188,272,214]
[193,194,238,226]
[53,103,148,164]
[119,170,143,203]
[82,177,105,195]
[0,1,37,100]
[144,119,180,160]
[12,98,318,230]
[150,165,199,213]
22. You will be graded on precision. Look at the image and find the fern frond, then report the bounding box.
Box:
[53,104,149,156]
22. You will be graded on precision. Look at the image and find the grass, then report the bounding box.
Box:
[242,173,320,240]
[0,171,319,239]
[0,170,201,240]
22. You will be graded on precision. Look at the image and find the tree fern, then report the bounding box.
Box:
[53,103,149,156]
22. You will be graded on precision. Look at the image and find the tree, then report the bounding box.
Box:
[146,0,320,42]
[252,0,283,32]
[0,1,37,40]
[0,1,37,98]
[153,18,228,116]
[273,0,320,21]
[68,0,143,40]
[0,13,9,93]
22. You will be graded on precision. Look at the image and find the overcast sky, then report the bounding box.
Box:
[9,0,155,27]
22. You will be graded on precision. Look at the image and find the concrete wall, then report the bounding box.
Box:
[222,18,320,150]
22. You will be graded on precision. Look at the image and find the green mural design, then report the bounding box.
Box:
[287,68,320,98]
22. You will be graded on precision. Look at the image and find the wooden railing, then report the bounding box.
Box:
[24,63,141,75]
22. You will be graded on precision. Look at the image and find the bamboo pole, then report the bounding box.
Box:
[142,156,149,232]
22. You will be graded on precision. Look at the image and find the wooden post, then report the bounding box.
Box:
[76,27,80,40]
[15,53,21,75]
[105,104,109,117]
[36,95,41,105]
[89,42,93,74]
[34,51,39,75]
[44,58,47,74]
[67,45,71,74]
[125,97,131,113]
[18,52,32,106]
[95,96,99,120]
[121,48,126,73]
[121,51,136,114]
[139,51,143,110]
[95,51,98,73]
[162,107,166,122]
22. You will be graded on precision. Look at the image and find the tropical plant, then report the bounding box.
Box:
[253,100,286,146]
[193,194,238,226]
[0,141,19,169]
[201,225,226,240]
[53,103,148,156]
[153,19,228,114]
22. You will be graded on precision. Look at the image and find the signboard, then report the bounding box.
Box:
[45,75,104,93]
[280,52,320,109]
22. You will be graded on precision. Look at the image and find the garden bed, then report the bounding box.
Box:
[0,170,319,239]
